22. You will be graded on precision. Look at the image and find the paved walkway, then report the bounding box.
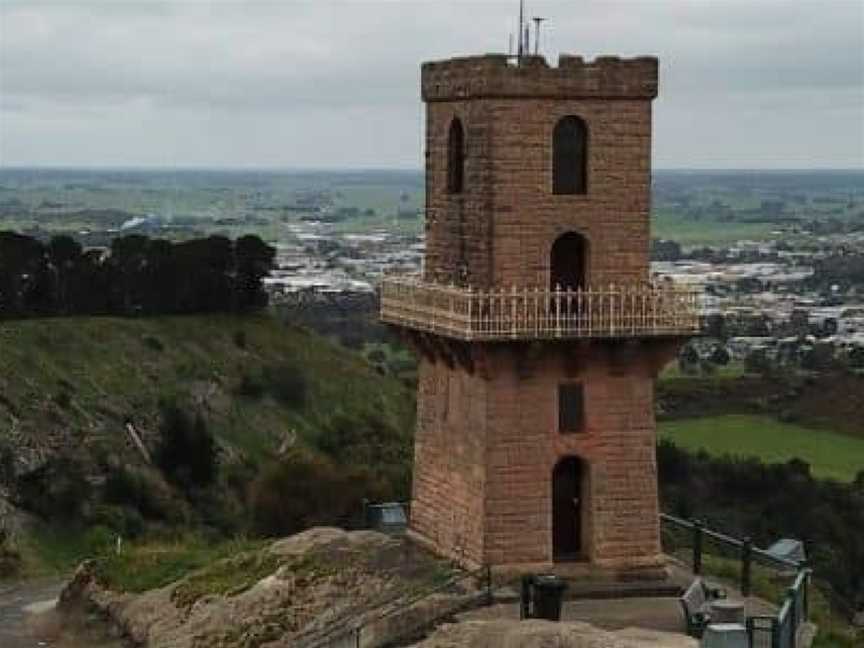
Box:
[460,597,686,633]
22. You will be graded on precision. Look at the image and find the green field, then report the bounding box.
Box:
[659,415,864,482]
[651,209,782,245]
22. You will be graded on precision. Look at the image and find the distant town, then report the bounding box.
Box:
[2,167,864,371]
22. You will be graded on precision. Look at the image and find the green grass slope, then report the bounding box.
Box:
[0,314,413,460]
[659,414,864,482]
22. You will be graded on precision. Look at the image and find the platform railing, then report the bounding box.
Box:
[379,276,701,341]
[661,514,811,648]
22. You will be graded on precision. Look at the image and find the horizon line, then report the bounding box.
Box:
[1,165,863,174]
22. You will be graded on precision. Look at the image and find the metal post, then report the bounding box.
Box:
[520,574,532,619]
[692,519,703,576]
[788,586,798,642]
[485,564,493,607]
[742,537,753,597]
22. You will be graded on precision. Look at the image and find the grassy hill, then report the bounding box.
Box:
[0,314,415,576]
[0,313,412,457]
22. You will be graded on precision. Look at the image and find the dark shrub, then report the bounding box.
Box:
[154,403,217,490]
[250,450,387,537]
[90,504,145,538]
[263,363,307,408]
[15,456,91,521]
[55,391,72,409]
[236,371,265,399]
[142,335,164,352]
[0,529,21,578]
[233,330,247,349]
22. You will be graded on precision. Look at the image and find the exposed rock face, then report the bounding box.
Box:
[60,528,478,648]
[60,528,700,648]
[411,620,698,648]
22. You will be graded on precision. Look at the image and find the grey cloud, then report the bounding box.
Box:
[1,0,861,168]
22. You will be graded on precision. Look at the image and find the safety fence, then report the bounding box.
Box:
[661,513,811,648]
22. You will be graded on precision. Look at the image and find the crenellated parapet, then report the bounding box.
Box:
[421,54,658,102]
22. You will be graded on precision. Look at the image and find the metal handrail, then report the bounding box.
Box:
[662,514,812,648]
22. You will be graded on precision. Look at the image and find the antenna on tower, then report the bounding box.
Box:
[517,0,525,61]
[532,16,546,56]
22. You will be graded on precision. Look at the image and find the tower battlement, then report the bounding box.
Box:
[421,54,658,102]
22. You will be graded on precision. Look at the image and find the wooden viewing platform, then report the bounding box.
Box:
[380,276,701,342]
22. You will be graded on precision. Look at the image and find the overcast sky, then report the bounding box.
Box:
[1,0,862,170]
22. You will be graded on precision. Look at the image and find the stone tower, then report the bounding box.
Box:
[381,53,698,573]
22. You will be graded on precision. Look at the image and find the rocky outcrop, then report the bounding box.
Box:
[59,528,703,648]
[59,528,480,648]
[411,620,698,648]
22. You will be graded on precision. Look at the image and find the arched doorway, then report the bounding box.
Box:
[550,232,587,291]
[552,456,584,561]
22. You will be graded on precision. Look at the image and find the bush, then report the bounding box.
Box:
[15,455,91,521]
[236,371,265,399]
[55,391,72,409]
[0,528,21,579]
[0,441,14,486]
[233,330,247,349]
[103,465,171,521]
[262,363,307,409]
[89,505,145,538]
[154,403,218,490]
[249,450,387,537]
[658,441,864,606]
[142,335,165,352]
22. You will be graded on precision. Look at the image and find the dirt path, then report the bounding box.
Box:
[0,578,124,648]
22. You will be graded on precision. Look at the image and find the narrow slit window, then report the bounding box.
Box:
[559,383,585,433]
[553,116,588,195]
[447,118,465,194]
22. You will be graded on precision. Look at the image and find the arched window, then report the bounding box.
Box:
[447,118,465,194]
[550,231,588,291]
[553,116,588,195]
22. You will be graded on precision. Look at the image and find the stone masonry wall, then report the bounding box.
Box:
[482,343,661,568]
[410,357,488,565]
[411,343,664,570]
[422,54,655,289]
[411,53,665,572]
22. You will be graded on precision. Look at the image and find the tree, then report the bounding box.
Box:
[709,345,731,366]
[704,313,727,340]
[678,344,701,375]
[109,235,150,314]
[0,231,46,317]
[234,235,275,312]
[848,346,864,370]
[48,235,83,314]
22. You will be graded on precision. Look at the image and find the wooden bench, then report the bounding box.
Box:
[680,578,728,638]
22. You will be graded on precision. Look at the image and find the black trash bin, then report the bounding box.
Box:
[531,574,568,621]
